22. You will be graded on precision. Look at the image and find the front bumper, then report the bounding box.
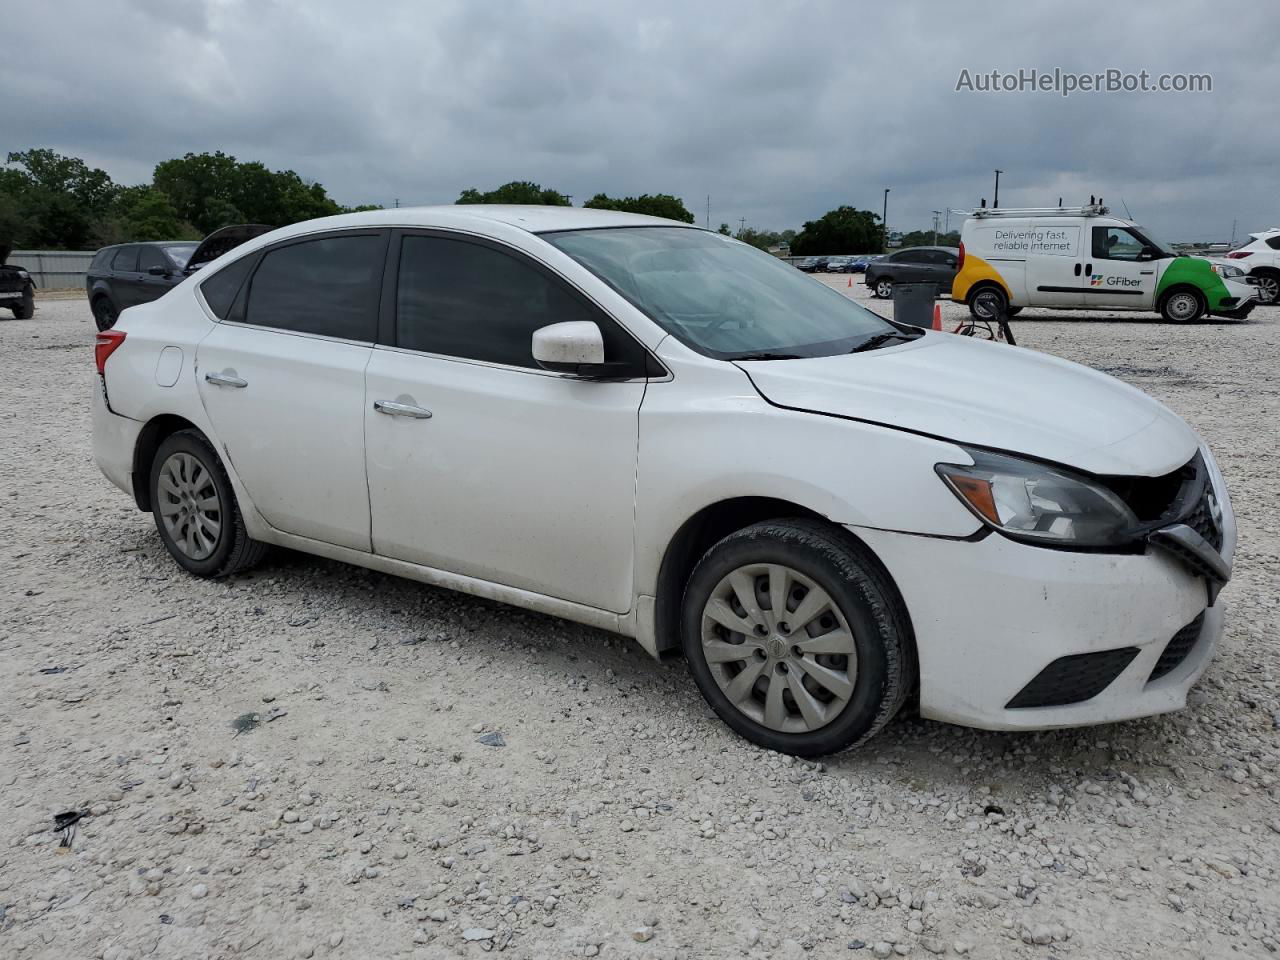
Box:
[851,449,1235,731]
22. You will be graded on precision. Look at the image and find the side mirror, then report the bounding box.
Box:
[148,265,170,276]
[533,321,609,376]
[1137,246,1156,261]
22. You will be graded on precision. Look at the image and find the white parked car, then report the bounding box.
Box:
[92,206,1236,756]
[1226,228,1280,304]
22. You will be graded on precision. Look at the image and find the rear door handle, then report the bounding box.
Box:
[374,399,432,419]
[1074,263,1081,276]
[205,371,247,388]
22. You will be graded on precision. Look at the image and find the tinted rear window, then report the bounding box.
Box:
[111,248,138,272]
[200,256,256,320]
[244,234,383,341]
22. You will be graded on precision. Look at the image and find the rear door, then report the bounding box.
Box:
[364,230,650,613]
[1084,225,1157,310]
[109,246,141,307]
[195,230,388,551]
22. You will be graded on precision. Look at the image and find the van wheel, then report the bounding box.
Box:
[873,278,893,299]
[681,519,914,757]
[970,286,1008,320]
[1006,306,1022,316]
[150,429,268,578]
[1160,289,1205,323]
[92,296,118,331]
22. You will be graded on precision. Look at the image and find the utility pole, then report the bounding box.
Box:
[394,198,400,208]
[882,188,890,252]
[738,217,746,236]
[993,170,1002,208]
[706,195,710,230]
[932,210,942,245]
[1230,219,1238,247]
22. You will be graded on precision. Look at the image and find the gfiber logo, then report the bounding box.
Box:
[1090,275,1104,287]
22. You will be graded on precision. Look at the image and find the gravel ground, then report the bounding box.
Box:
[2,288,1278,960]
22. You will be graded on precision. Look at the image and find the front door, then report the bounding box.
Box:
[1083,226,1158,310]
[364,231,651,613]
[195,230,388,551]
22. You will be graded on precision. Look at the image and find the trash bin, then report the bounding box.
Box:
[891,282,939,329]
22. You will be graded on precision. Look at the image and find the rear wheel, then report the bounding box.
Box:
[873,277,893,299]
[150,429,267,578]
[681,519,913,756]
[92,296,118,331]
[12,285,34,319]
[1160,288,1205,323]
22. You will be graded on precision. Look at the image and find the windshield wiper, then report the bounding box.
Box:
[730,352,805,361]
[848,330,922,353]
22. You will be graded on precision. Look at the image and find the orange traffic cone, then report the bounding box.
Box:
[932,303,942,331]
[846,276,852,288]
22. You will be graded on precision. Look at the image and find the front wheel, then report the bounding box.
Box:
[150,429,267,578]
[1160,289,1205,323]
[12,285,34,319]
[873,278,893,299]
[681,519,914,756]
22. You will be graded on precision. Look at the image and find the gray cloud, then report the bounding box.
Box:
[2,0,1277,241]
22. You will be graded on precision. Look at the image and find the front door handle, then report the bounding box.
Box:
[374,399,432,419]
[1085,263,1093,276]
[205,371,247,388]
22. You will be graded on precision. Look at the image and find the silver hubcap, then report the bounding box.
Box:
[1167,293,1199,321]
[973,293,1000,318]
[700,563,858,733]
[157,452,222,560]
[877,281,892,297]
[1257,276,1278,304]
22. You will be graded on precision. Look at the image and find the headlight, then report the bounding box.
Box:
[1212,263,1245,279]
[936,449,1138,547]
[17,269,29,279]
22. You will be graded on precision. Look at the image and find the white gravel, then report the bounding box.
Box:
[1,290,1278,959]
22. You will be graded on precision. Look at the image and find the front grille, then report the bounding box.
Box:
[1182,492,1224,551]
[1006,647,1140,709]
[1148,612,1205,683]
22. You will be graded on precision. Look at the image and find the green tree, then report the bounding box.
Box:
[456,181,571,205]
[120,187,198,241]
[791,206,881,256]
[718,223,732,235]
[582,192,695,223]
[2,149,119,248]
[897,229,961,248]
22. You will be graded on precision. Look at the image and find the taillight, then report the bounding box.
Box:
[95,329,126,375]
[1227,251,1252,259]
[956,241,966,272]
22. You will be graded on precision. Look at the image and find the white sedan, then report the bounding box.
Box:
[92,206,1235,755]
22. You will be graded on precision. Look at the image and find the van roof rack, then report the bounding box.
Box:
[967,204,1110,219]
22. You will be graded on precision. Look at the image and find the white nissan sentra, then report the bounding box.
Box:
[92,206,1236,756]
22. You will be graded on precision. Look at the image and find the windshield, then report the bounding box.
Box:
[160,243,199,268]
[1129,225,1175,258]
[543,227,895,359]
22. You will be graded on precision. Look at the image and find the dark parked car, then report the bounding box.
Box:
[864,246,959,298]
[795,256,826,273]
[87,224,271,330]
[0,241,36,319]
[848,254,882,273]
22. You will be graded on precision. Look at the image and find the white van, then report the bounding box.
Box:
[952,205,1257,323]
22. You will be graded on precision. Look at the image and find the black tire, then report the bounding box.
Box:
[872,277,893,299]
[681,519,915,757]
[149,429,267,578]
[1006,306,1023,317]
[92,296,118,331]
[969,285,1008,320]
[12,285,34,319]
[1159,288,1205,324]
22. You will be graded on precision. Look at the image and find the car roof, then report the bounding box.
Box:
[271,205,696,239]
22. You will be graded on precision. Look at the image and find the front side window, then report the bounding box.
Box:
[1092,227,1147,261]
[395,235,641,369]
[160,243,199,268]
[544,227,894,359]
[138,247,169,273]
[244,234,383,341]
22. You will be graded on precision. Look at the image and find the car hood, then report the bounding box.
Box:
[738,333,1199,476]
[186,223,273,273]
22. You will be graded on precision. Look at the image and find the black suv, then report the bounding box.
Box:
[1,242,35,319]
[864,246,959,299]
[87,224,271,330]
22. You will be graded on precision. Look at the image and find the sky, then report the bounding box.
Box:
[3,0,1277,242]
